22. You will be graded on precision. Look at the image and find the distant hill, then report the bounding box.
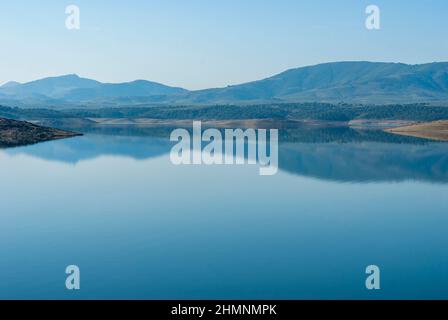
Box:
[0,74,100,98]
[176,61,448,105]
[63,80,188,102]
[0,74,187,108]
[1,62,448,108]
[1,81,21,88]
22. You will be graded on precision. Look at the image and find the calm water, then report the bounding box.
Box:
[1,126,448,299]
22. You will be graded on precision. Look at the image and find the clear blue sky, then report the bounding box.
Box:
[1,0,447,89]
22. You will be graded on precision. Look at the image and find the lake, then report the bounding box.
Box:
[1,125,448,299]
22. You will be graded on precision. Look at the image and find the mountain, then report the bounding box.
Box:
[1,81,21,88]
[175,61,448,104]
[62,80,188,102]
[0,74,188,107]
[0,74,100,98]
[1,62,448,108]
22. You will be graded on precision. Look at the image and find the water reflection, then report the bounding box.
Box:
[2,124,448,299]
[4,124,448,183]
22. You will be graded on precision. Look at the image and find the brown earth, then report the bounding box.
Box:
[386,120,448,141]
[0,117,82,148]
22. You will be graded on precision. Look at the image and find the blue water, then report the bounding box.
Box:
[1,128,448,299]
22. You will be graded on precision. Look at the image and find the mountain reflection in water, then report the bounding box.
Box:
[4,124,448,183]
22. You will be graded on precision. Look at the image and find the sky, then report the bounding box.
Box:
[0,0,448,90]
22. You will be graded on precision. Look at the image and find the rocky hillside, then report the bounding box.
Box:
[0,117,81,148]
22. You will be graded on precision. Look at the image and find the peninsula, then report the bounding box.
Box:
[0,117,81,148]
[386,120,448,141]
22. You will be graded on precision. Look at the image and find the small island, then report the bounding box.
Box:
[0,117,81,148]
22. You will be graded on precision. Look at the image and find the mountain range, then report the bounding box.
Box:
[2,61,448,108]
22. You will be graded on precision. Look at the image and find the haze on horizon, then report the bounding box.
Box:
[1,0,448,90]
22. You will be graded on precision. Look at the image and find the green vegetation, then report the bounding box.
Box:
[59,103,448,122]
[2,102,448,122]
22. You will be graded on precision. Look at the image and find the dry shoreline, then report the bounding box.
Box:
[87,118,412,129]
[87,118,346,128]
[386,120,448,141]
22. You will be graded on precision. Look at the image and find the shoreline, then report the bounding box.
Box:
[85,118,413,130]
[385,120,448,141]
[0,117,82,148]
